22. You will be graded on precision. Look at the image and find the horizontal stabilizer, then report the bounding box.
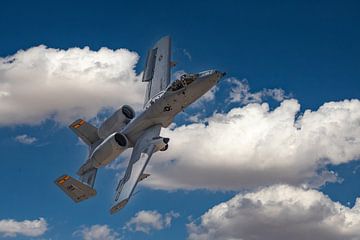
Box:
[55,175,96,203]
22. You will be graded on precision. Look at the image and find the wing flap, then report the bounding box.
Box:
[143,36,171,106]
[142,48,157,82]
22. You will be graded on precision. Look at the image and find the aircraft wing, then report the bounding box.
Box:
[110,125,161,214]
[142,36,171,107]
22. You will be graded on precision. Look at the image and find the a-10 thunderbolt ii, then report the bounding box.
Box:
[55,36,225,214]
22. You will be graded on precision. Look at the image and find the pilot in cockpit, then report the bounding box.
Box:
[169,74,197,91]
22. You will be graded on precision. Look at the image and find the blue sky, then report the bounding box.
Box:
[1,1,360,239]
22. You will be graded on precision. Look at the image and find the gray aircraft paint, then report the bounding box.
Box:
[55,36,225,214]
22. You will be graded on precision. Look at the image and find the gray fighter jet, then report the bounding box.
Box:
[55,36,225,214]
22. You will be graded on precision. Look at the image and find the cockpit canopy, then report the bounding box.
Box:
[144,71,211,109]
[168,73,198,92]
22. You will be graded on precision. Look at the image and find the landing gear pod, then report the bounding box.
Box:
[98,105,135,138]
[152,137,170,152]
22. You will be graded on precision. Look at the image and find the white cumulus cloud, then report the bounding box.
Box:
[14,134,37,144]
[0,45,144,126]
[187,185,360,240]
[0,218,47,237]
[125,210,179,234]
[75,225,119,240]
[228,78,289,104]
[142,98,360,190]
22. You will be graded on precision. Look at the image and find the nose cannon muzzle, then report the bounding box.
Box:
[215,71,226,77]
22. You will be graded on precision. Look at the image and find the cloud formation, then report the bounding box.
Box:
[143,99,360,190]
[0,218,47,237]
[0,45,144,126]
[14,134,37,144]
[228,78,289,104]
[187,185,360,240]
[183,49,192,61]
[75,225,119,240]
[125,210,179,234]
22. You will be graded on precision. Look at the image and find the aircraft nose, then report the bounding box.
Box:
[214,70,226,79]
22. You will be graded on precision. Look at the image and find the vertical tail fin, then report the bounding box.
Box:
[55,175,96,203]
[69,119,100,145]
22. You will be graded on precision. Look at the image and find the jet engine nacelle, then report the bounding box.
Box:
[98,105,135,139]
[90,132,128,168]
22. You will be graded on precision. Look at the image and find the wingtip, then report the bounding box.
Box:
[155,35,171,46]
[110,199,129,215]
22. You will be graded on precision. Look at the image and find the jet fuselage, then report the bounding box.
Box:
[80,70,224,174]
[122,70,224,145]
